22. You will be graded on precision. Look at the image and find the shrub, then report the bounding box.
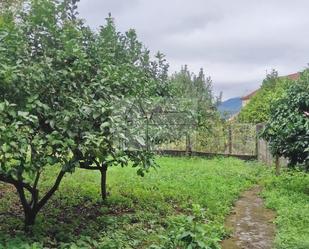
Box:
[261,70,309,168]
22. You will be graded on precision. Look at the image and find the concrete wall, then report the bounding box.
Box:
[256,124,289,167]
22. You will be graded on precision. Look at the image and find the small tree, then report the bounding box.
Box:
[0,100,76,229]
[0,0,92,229]
[261,70,309,169]
[70,15,171,200]
[169,66,220,152]
[0,0,171,232]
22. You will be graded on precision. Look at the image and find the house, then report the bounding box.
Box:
[241,89,259,107]
[286,72,300,81]
[241,72,300,107]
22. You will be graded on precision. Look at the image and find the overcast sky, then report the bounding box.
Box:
[78,0,309,100]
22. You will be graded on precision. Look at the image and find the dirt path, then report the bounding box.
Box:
[221,186,276,249]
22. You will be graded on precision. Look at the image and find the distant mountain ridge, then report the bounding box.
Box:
[218,97,242,119]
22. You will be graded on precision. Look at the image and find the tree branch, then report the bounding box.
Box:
[0,173,17,185]
[33,171,41,190]
[15,183,31,214]
[36,170,66,212]
[28,171,41,208]
[78,157,101,170]
[0,173,35,195]
[79,165,100,170]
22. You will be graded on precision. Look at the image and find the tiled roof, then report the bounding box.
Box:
[241,72,300,101]
[241,89,259,100]
[285,72,300,81]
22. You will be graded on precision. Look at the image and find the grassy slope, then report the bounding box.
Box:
[0,157,262,248]
[261,171,309,249]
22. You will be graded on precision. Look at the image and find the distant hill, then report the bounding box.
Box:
[218,97,242,119]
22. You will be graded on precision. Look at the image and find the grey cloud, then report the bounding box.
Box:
[78,0,140,28]
[78,0,309,99]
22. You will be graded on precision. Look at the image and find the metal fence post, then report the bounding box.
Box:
[228,125,232,155]
[186,133,192,156]
[255,124,263,161]
[275,155,281,176]
[255,125,259,159]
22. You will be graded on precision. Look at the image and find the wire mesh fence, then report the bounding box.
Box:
[121,103,288,165]
[155,123,257,156]
[115,97,257,158]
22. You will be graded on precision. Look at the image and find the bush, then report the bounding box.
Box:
[261,70,309,168]
[238,70,292,124]
[152,204,223,249]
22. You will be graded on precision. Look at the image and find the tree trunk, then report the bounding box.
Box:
[14,183,35,231]
[100,164,108,200]
[24,209,37,232]
[15,170,66,231]
[2,170,65,231]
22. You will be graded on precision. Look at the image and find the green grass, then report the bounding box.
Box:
[0,157,263,248]
[0,157,308,248]
[261,170,309,249]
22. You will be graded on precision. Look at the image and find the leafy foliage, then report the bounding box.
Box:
[162,65,223,153]
[171,66,216,128]
[0,0,170,227]
[155,204,222,249]
[261,70,309,168]
[238,70,293,124]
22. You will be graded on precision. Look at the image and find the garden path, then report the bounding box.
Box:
[221,186,276,249]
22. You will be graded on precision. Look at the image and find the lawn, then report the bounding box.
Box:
[0,156,308,248]
[0,157,262,248]
[261,170,309,249]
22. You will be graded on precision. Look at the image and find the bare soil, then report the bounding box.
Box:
[221,186,276,249]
